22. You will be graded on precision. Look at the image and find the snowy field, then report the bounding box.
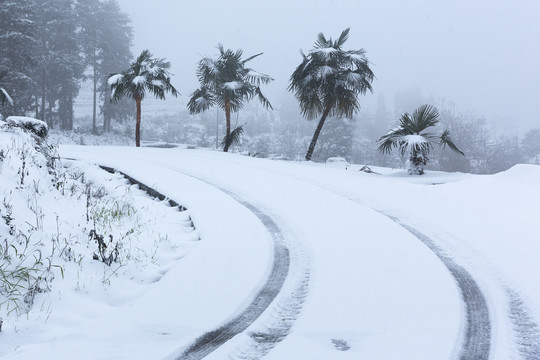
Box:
[1,129,539,359]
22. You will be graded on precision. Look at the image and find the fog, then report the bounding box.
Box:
[117,0,540,132]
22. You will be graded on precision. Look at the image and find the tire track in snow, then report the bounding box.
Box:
[171,154,493,359]
[507,288,540,359]
[174,154,539,359]
[97,165,303,359]
[387,217,491,360]
[174,175,308,360]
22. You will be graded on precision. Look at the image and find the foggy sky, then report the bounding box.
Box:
[117,0,540,132]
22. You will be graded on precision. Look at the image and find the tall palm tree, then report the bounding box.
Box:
[108,49,178,147]
[187,44,273,152]
[378,104,465,175]
[289,28,374,161]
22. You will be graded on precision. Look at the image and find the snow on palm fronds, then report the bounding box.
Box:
[378,104,464,175]
[288,28,374,161]
[107,49,178,103]
[187,44,273,152]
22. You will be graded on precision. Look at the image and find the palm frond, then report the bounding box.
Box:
[377,125,409,153]
[411,104,440,132]
[254,86,273,110]
[439,129,465,156]
[315,32,329,48]
[242,52,263,64]
[187,87,214,114]
[220,123,246,150]
[335,28,350,47]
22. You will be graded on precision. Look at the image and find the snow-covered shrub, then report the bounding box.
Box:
[0,128,62,314]
[5,116,48,140]
[0,122,199,328]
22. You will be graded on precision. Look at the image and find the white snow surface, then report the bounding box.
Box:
[1,142,538,359]
[132,75,146,86]
[403,134,428,145]
[222,81,243,90]
[107,74,123,86]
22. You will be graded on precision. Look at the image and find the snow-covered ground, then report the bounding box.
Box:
[1,133,539,359]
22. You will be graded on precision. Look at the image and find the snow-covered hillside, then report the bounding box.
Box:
[0,132,538,359]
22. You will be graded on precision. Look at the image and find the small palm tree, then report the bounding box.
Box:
[108,49,178,147]
[289,28,374,161]
[378,104,464,175]
[187,44,273,152]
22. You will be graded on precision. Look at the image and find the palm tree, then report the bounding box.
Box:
[289,28,374,161]
[187,44,273,152]
[108,49,178,147]
[378,104,465,175]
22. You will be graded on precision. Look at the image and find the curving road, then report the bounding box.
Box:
[62,146,540,360]
[385,215,491,359]
[96,165,305,360]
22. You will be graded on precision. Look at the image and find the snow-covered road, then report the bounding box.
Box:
[58,145,463,359]
[46,145,540,359]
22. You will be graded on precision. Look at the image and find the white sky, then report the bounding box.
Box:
[117,0,540,132]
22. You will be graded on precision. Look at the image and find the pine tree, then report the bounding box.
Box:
[33,0,84,128]
[0,0,37,117]
[98,0,134,132]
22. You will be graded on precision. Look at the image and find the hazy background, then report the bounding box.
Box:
[116,0,539,133]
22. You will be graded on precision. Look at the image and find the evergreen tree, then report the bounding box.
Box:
[288,28,374,161]
[187,45,273,152]
[98,0,134,132]
[76,0,133,133]
[33,0,84,128]
[521,128,540,164]
[0,0,37,117]
[312,116,355,162]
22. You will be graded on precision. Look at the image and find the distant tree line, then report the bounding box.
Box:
[0,0,133,131]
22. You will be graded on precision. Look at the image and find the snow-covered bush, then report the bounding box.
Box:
[5,116,48,139]
[0,126,61,314]
[0,121,198,331]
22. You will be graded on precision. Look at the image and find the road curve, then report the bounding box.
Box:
[97,165,298,359]
[172,153,493,359]
[387,216,491,360]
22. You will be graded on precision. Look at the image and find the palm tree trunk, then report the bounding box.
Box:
[224,96,231,152]
[305,106,331,161]
[409,149,425,175]
[135,96,141,147]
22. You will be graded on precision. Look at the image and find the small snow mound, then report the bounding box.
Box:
[491,164,540,184]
